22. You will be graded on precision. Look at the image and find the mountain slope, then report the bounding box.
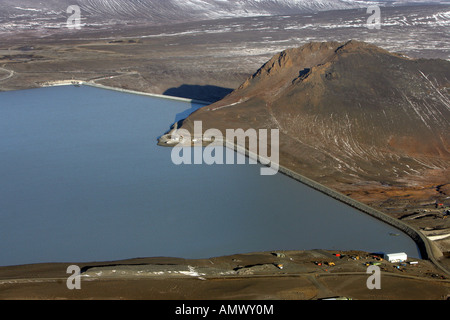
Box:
[1,0,385,26]
[177,40,450,188]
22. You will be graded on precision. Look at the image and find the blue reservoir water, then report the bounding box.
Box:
[0,85,420,266]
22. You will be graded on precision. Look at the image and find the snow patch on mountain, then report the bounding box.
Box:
[1,0,385,24]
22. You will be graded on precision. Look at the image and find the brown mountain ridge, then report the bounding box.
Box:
[177,40,449,191]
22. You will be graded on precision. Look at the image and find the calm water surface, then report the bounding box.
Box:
[0,86,420,266]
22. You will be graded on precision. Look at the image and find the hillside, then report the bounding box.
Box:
[0,0,386,30]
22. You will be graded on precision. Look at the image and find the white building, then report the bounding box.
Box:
[384,253,408,263]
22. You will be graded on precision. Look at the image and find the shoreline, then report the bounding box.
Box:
[158,128,448,276]
[2,81,448,277]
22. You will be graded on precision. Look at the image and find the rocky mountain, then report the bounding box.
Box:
[177,40,450,190]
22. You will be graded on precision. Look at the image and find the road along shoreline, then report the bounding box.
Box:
[6,81,448,277]
[222,139,449,277]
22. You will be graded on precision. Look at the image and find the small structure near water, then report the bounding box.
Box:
[384,252,408,263]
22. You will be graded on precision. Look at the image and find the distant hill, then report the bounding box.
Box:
[0,0,388,27]
[178,41,450,189]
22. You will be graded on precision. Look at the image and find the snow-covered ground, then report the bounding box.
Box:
[1,0,385,23]
[0,1,448,60]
